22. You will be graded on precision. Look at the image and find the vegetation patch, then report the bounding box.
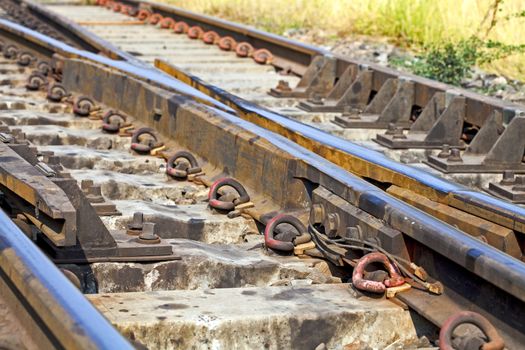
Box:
[164,0,525,82]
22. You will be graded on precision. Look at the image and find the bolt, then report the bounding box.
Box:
[447,148,463,162]
[341,106,360,120]
[276,80,291,92]
[153,108,162,120]
[138,222,160,244]
[309,93,324,105]
[310,204,325,224]
[323,212,340,238]
[346,226,362,241]
[86,185,104,203]
[15,132,26,143]
[44,155,60,165]
[392,127,406,139]
[385,122,397,135]
[437,144,450,158]
[127,212,144,235]
[81,179,94,192]
[500,170,516,185]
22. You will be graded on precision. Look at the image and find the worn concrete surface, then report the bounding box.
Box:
[89,284,419,350]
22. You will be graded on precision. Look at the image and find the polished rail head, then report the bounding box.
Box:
[0,209,132,349]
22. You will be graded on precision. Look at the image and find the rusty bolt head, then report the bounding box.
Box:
[81,179,94,191]
[310,204,325,224]
[86,185,104,203]
[309,93,324,105]
[501,170,516,185]
[392,127,406,139]
[346,226,362,241]
[44,155,61,165]
[385,123,397,135]
[276,80,291,92]
[341,106,361,120]
[437,144,450,158]
[427,281,444,295]
[447,148,463,162]
[127,212,144,235]
[138,222,160,244]
[323,212,340,238]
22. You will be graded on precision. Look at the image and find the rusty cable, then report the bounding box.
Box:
[309,223,442,293]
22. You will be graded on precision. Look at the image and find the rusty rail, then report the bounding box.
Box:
[3,0,525,235]
[0,209,133,349]
[0,19,521,346]
[0,2,525,348]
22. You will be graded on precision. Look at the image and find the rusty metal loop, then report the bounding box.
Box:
[218,36,237,51]
[17,51,35,67]
[130,127,162,153]
[253,48,273,65]
[264,214,306,252]
[235,42,254,58]
[3,44,18,59]
[208,177,250,211]
[37,61,51,75]
[127,6,138,17]
[173,21,189,34]
[137,9,151,21]
[187,26,204,39]
[159,17,175,29]
[119,5,129,14]
[352,252,405,293]
[47,83,68,102]
[166,151,201,179]
[148,13,163,25]
[439,311,505,350]
[102,110,126,132]
[73,96,95,117]
[202,31,219,45]
[112,3,121,12]
[26,72,47,91]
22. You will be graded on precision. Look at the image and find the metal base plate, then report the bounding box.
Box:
[374,133,466,149]
[39,230,179,263]
[486,183,525,204]
[297,100,345,113]
[425,155,525,173]
[332,114,411,129]
[268,88,307,98]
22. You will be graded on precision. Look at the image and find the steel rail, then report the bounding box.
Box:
[59,54,525,347]
[6,0,525,239]
[119,0,523,128]
[154,60,525,236]
[4,15,524,302]
[0,209,133,349]
[0,18,236,113]
[0,12,524,348]
[9,0,140,62]
[10,0,520,127]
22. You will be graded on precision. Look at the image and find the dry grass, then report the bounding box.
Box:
[163,0,525,80]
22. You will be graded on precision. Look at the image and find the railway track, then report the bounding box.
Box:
[0,0,523,349]
[38,0,525,195]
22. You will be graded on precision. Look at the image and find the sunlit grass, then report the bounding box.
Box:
[163,0,525,80]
